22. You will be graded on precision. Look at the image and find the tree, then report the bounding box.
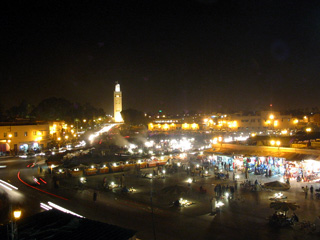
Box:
[31,97,73,121]
[82,103,105,120]
[6,100,34,120]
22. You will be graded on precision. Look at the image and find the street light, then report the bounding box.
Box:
[50,164,55,174]
[12,208,21,240]
[13,210,21,220]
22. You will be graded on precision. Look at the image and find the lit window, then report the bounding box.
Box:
[24,132,28,137]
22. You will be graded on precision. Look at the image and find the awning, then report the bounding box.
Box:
[209,148,320,161]
[283,153,319,161]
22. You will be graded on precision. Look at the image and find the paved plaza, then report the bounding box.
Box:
[31,160,320,240]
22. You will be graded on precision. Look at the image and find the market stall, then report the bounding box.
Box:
[285,160,320,182]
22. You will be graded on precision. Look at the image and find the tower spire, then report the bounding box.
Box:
[114,82,123,122]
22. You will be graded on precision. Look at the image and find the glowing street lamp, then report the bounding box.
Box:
[306,128,312,132]
[270,140,275,146]
[12,208,22,240]
[50,164,55,174]
[13,210,21,220]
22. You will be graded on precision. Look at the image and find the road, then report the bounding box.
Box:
[1,156,320,240]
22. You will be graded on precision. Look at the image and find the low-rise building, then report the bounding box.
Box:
[0,121,51,153]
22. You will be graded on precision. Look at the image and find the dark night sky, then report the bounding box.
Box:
[1,0,320,114]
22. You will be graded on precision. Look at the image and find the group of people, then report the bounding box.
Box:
[302,185,316,199]
[270,211,299,226]
[214,183,236,199]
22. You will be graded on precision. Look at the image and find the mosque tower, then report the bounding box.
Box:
[114,82,123,122]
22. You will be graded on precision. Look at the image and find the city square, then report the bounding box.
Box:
[1,1,320,239]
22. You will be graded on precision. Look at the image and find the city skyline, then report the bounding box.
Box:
[2,1,320,114]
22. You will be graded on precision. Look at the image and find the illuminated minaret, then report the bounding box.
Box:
[114,82,123,122]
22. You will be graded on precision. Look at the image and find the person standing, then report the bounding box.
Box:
[214,185,217,197]
[304,186,308,199]
[217,184,222,197]
[93,191,97,202]
[120,174,125,187]
[103,177,107,188]
[310,185,314,199]
[221,185,226,196]
[230,185,235,199]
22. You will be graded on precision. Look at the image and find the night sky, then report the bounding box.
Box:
[1,0,320,114]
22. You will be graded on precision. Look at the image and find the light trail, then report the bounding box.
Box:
[48,202,84,218]
[88,124,118,142]
[17,171,68,201]
[40,202,53,211]
[0,179,18,190]
[0,182,13,191]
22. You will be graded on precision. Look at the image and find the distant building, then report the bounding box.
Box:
[148,115,200,132]
[114,82,123,122]
[148,111,307,134]
[230,111,301,133]
[0,120,76,154]
[0,122,50,153]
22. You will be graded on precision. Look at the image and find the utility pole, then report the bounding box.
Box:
[150,178,156,240]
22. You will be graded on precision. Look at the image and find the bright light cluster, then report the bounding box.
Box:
[144,141,154,148]
[75,141,86,148]
[89,124,117,142]
[169,138,192,151]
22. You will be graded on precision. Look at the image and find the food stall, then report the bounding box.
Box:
[147,158,158,167]
[99,165,109,174]
[136,159,147,168]
[84,165,97,176]
[68,168,83,177]
[110,162,123,172]
[285,160,320,182]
